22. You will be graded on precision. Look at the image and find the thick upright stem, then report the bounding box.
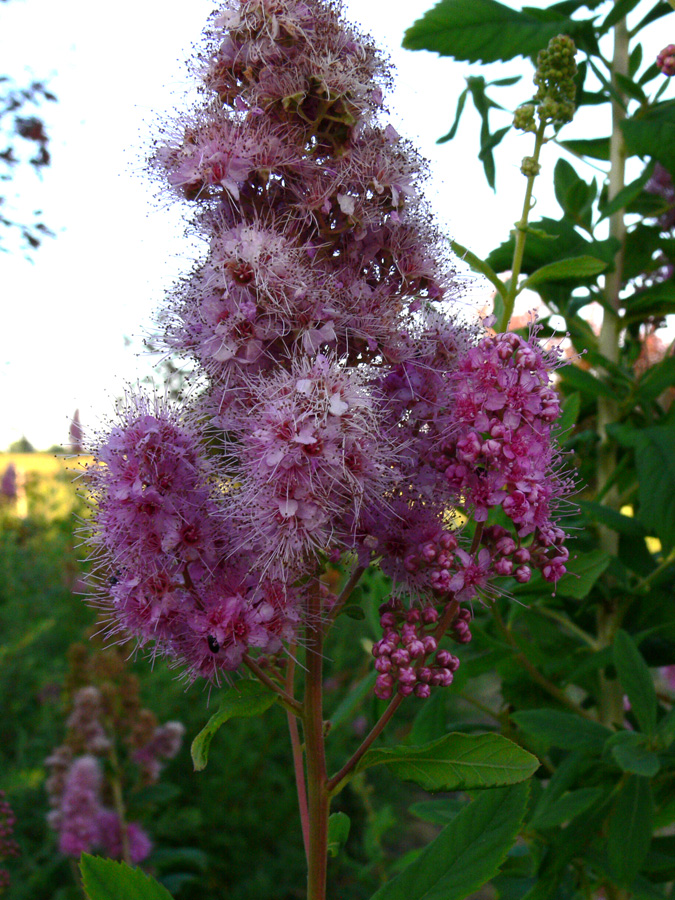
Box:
[596,8,629,733]
[304,581,329,900]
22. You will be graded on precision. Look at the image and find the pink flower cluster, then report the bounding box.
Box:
[85,0,572,690]
[657,44,675,77]
[47,755,151,863]
[87,396,299,680]
[45,685,183,863]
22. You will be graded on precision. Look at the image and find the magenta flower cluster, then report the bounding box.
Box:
[657,44,675,77]
[86,0,571,691]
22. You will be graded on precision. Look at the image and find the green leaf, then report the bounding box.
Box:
[600,0,643,32]
[342,604,365,620]
[599,165,654,220]
[632,426,675,551]
[558,364,617,400]
[614,630,657,737]
[637,357,675,405]
[608,776,654,886]
[437,87,468,143]
[191,680,278,771]
[409,798,467,825]
[512,709,612,752]
[553,392,580,440]
[356,732,539,791]
[622,101,675,177]
[577,500,648,538]
[451,240,508,300]
[80,855,174,900]
[329,671,377,732]
[520,255,607,289]
[624,282,675,323]
[370,783,529,900]
[328,812,351,858]
[656,706,675,750]
[555,549,611,599]
[560,137,610,161]
[530,787,604,829]
[606,732,661,777]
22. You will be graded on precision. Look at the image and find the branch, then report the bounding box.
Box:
[243,654,303,716]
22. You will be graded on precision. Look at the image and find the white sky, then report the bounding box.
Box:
[0,0,671,450]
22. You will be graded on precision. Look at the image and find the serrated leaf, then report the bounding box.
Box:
[80,855,174,900]
[530,787,604,829]
[370,783,529,900]
[356,732,539,792]
[191,680,278,771]
[556,549,611,599]
[512,709,611,752]
[607,732,661,777]
[328,812,351,857]
[520,255,607,289]
[614,630,657,737]
[403,0,579,64]
[608,776,654,886]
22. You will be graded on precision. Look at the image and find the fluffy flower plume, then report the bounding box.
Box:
[84,0,573,692]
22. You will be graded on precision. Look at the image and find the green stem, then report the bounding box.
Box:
[533,606,601,650]
[243,654,303,716]
[596,4,630,735]
[304,580,329,900]
[637,547,675,593]
[108,741,131,865]
[492,605,597,721]
[499,119,547,331]
[325,562,367,631]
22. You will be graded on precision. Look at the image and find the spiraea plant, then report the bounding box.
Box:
[81,1,575,897]
[45,642,183,871]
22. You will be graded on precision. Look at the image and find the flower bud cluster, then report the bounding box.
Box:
[657,44,675,77]
[372,599,465,700]
[533,34,577,126]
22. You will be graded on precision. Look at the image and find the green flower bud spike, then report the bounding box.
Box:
[499,35,577,331]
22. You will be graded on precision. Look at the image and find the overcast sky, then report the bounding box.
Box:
[0,0,669,450]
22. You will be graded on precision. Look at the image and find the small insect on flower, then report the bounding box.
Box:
[207,635,221,654]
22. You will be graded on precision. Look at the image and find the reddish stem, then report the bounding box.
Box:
[285,650,310,861]
[303,581,329,900]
